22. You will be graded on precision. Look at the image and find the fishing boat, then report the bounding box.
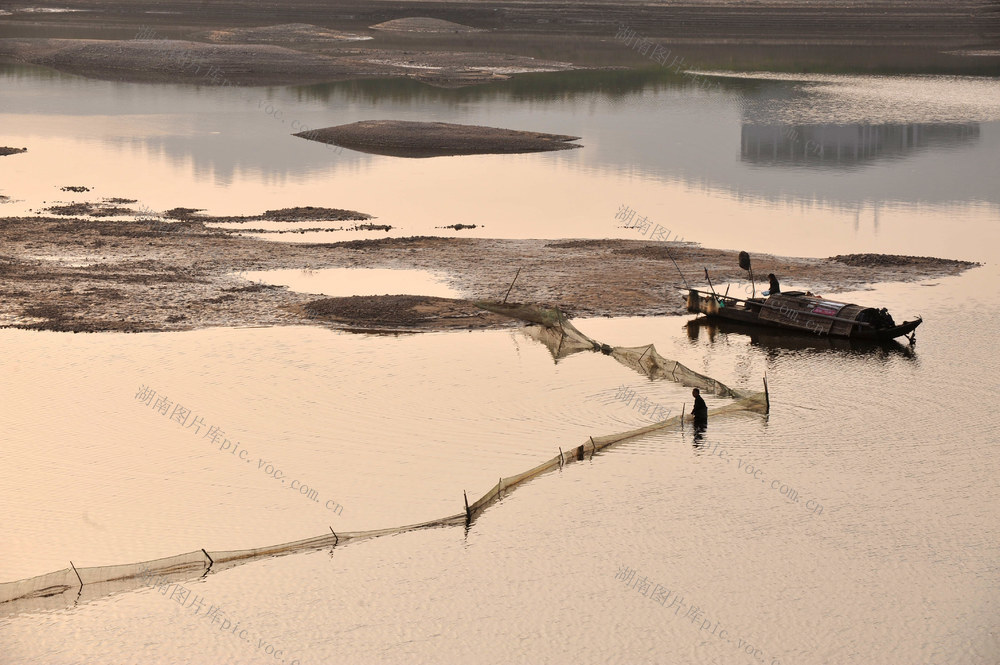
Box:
[683,252,922,343]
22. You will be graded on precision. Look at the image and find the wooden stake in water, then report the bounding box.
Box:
[69,560,83,589]
[503,267,521,304]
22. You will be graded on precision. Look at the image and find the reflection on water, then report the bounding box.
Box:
[685,317,918,359]
[2,64,998,255]
[741,122,980,168]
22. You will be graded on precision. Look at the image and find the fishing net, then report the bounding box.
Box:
[467,392,766,518]
[611,344,756,400]
[481,301,761,400]
[0,303,768,615]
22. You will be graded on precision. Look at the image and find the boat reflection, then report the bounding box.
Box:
[686,317,916,359]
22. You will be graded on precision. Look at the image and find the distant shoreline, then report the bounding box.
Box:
[1,0,997,86]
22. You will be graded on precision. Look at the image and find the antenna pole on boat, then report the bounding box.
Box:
[704,268,718,299]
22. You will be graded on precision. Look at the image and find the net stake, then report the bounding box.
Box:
[502,267,521,304]
[558,447,564,468]
[69,560,83,590]
[329,527,339,546]
[201,549,214,566]
[463,490,471,521]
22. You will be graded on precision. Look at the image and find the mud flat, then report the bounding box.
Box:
[201,23,370,44]
[369,18,486,34]
[0,147,27,156]
[0,35,579,87]
[0,0,995,80]
[164,206,372,224]
[0,213,979,333]
[0,37,390,85]
[295,120,582,157]
[294,295,510,332]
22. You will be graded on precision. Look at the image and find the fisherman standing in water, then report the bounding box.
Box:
[691,388,708,430]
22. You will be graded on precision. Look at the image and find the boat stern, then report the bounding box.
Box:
[687,289,719,315]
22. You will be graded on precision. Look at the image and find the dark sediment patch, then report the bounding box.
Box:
[261,207,372,222]
[333,236,441,251]
[165,206,372,224]
[0,147,27,156]
[830,253,980,269]
[43,202,139,218]
[222,284,284,293]
[163,208,205,219]
[300,294,510,331]
[230,227,347,235]
[548,239,626,249]
[294,120,582,157]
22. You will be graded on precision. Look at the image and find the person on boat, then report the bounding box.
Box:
[691,388,708,429]
[767,273,781,295]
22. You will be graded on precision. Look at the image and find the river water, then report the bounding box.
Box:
[1,65,998,664]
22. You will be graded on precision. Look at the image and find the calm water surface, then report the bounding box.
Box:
[1,65,998,664]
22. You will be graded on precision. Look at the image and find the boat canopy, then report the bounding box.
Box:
[759,293,871,336]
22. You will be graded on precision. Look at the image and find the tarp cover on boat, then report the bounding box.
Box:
[758,293,868,336]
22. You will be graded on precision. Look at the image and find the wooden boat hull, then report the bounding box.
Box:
[685,289,921,341]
